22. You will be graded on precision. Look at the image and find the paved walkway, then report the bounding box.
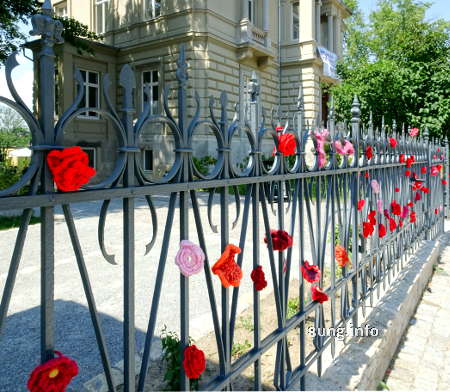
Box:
[385,237,450,390]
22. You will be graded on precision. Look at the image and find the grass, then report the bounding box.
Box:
[287,297,300,319]
[238,315,254,332]
[0,215,41,231]
[231,340,252,358]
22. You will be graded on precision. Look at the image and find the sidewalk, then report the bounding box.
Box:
[385,235,450,390]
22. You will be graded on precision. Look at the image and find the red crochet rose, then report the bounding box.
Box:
[421,167,427,174]
[415,192,421,201]
[365,146,373,160]
[364,171,370,178]
[389,138,397,148]
[389,218,397,232]
[301,260,321,283]
[405,170,411,177]
[212,244,242,288]
[378,223,387,238]
[363,221,374,238]
[251,266,268,291]
[357,200,365,211]
[421,187,430,194]
[335,245,351,267]
[399,154,405,163]
[410,211,416,223]
[399,220,404,228]
[277,133,296,156]
[442,180,448,185]
[407,202,414,208]
[406,156,415,169]
[391,201,401,216]
[47,147,96,192]
[368,210,377,226]
[395,187,400,192]
[264,230,293,251]
[311,286,329,304]
[183,345,206,379]
[27,351,78,392]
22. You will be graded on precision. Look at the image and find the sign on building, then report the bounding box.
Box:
[318,46,338,79]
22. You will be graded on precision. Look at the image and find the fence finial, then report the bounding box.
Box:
[42,0,52,15]
[423,127,429,141]
[351,94,360,121]
[248,71,260,103]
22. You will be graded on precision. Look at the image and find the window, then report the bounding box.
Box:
[248,0,256,23]
[55,3,68,18]
[142,69,159,114]
[145,0,161,18]
[142,149,153,171]
[81,147,97,169]
[78,70,100,119]
[95,0,109,34]
[292,2,299,40]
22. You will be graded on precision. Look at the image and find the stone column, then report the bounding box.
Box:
[327,14,334,52]
[316,0,321,44]
[242,0,248,20]
[335,15,341,56]
[263,0,269,31]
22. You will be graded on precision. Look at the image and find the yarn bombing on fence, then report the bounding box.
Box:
[27,351,78,392]
[212,244,242,288]
[264,230,293,251]
[46,146,96,192]
[175,240,205,277]
[301,260,321,283]
[251,266,268,291]
[182,345,206,379]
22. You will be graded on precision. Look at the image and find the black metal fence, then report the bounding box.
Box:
[0,4,448,392]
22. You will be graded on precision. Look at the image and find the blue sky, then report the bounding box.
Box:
[1,0,449,108]
[359,0,450,21]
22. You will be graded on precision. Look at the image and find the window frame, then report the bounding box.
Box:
[77,69,100,120]
[144,0,162,19]
[80,146,97,170]
[141,68,160,115]
[142,149,153,172]
[55,2,68,18]
[95,0,109,34]
[292,1,300,41]
[248,0,256,24]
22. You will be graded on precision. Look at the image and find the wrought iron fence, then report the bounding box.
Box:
[0,4,448,392]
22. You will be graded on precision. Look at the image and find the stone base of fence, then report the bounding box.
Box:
[297,227,449,391]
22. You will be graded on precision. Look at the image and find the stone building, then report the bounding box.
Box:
[42,0,350,180]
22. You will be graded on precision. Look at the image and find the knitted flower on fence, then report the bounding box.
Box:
[334,140,354,156]
[400,154,406,163]
[378,224,387,238]
[409,128,419,137]
[415,192,422,201]
[407,202,414,208]
[301,261,321,283]
[410,211,417,223]
[364,171,370,178]
[395,187,400,192]
[47,147,96,192]
[442,180,448,185]
[175,240,205,277]
[357,200,365,211]
[212,244,242,288]
[406,156,415,169]
[399,219,404,228]
[368,210,377,226]
[370,179,380,194]
[389,218,397,232]
[421,187,430,194]
[27,351,78,392]
[405,170,411,177]
[363,221,375,238]
[365,146,373,160]
[311,286,329,304]
[251,266,268,291]
[377,199,384,214]
[264,230,293,251]
[430,165,442,176]
[412,180,423,191]
[389,138,397,148]
[421,167,427,174]
[183,345,206,379]
[275,133,296,156]
[335,245,351,267]
[391,201,401,216]
[314,129,329,168]
[401,206,410,219]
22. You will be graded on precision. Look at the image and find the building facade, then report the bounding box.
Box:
[43,0,350,180]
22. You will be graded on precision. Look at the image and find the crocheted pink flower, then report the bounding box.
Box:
[377,199,383,213]
[409,128,419,137]
[175,240,205,277]
[314,129,329,168]
[334,140,354,155]
[371,179,380,194]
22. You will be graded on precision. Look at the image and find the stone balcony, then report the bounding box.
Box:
[237,19,274,68]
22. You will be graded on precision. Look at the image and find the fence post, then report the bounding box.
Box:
[295,87,304,137]
[444,136,449,219]
[30,0,63,363]
[350,95,360,329]
[424,128,432,240]
[248,71,260,135]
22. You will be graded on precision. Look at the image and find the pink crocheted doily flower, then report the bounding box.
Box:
[175,240,205,277]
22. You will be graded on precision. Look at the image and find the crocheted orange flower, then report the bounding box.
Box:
[335,245,351,267]
[212,244,242,288]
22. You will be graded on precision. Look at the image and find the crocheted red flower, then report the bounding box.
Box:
[27,351,78,392]
[47,147,96,192]
[363,221,374,238]
[405,170,411,177]
[415,192,421,201]
[301,260,321,283]
[264,230,293,251]
[183,345,206,379]
[421,187,429,194]
[410,211,416,223]
[395,187,400,192]
[277,133,296,156]
[389,138,397,148]
[407,202,414,208]
[364,171,370,178]
[378,223,387,238]
[442,180,448,185]
[406,156,414,169]
[399,220,404,228]
[389,218,397,232]
[400,154,406,163]
[357,200,365,211]
[311,286,329,304]
[368,210,377,225]
[435,208,439,215]
[365,146,373,160]
[421,167,427,174]
[212,244,242,288]
[391,201,401,216]
[335,245,351,267]
[251,266,268,291]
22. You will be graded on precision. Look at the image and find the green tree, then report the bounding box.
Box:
[0,105,31,161]
[0,0,101,63]
[333,0,450,138]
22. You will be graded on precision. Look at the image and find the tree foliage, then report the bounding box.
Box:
[0,105,31,161]
[0,0,101,63]
[334,0,450,138]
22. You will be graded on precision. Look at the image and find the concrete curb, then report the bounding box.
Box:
[302,231,449,391]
